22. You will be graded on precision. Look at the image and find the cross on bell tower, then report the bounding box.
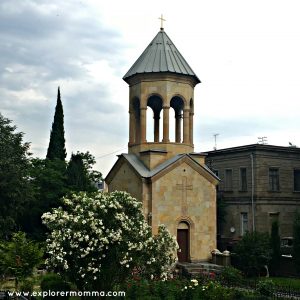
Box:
[158,14,166,30]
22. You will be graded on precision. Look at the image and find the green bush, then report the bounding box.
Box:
[220,266,243,285]
[124,279,261,300]
[257,279,275,297]
[20,278,34,294]
[40,273,71,299]
[234,231,271,277]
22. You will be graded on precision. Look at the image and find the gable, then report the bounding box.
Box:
[151,155,219,185]
[105,156,143,201]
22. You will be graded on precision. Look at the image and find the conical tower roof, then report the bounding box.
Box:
[123,29,200,83]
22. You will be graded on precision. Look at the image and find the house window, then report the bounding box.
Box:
[294,169,300,191]
[225,169,233,191]
[269,168,279,191]
[240,168,247,191]
[240,212,248,236]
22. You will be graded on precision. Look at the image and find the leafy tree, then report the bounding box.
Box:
[42,191,178,291]
[234,231,271,277]
[269,220,281,275]
[46,87,66,161]
[0,114,33,239]
[293,211,300,273]
[66,151,102,192]
[21,158,68,240]
[0,232,43,289]
[24,152,101,240]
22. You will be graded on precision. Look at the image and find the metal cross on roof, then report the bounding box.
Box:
[159,14,166,30]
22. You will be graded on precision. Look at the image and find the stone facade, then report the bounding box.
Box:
[205,144,300,250]
[106,154,218,262]
[106,28,219,262]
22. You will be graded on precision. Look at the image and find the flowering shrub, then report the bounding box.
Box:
[42,191,178,290]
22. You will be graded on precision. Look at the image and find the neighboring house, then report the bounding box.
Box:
[205,144,300,250]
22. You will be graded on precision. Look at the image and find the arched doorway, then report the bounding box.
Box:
[177,222,189,262]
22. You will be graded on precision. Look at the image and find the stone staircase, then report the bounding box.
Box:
[176,262,224,278]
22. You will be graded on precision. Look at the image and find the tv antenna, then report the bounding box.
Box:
[213,133,219,150]
[289,142,297,148]
[258,137,268,145]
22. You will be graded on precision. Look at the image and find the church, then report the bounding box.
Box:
[105,24,219,262]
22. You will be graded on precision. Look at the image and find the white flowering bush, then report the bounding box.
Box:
[42,191,178,290]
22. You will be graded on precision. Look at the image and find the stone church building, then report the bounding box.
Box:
[106,27,219,262]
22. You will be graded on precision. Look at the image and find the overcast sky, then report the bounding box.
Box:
[1,0,300,176]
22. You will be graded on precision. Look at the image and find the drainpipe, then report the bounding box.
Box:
[250,153,255,232]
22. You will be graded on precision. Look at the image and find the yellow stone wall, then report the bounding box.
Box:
[139,151,167,170]
[130,142,193,160]
[128,73,196,108]
[107,161,143,205]
[107,157,217,262]
[151,162,216,262]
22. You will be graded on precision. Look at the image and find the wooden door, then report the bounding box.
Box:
[177,229,189,262]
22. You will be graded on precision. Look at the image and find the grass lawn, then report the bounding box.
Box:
[263,277,300,290]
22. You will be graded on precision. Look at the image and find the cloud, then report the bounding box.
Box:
[0,0,128,171]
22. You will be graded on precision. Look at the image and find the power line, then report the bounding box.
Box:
[96,146,127,160]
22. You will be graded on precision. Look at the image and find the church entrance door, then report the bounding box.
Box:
[177,222,189,262]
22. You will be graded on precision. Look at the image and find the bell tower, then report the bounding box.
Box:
[123,27,200,167]
[106,25,219,262]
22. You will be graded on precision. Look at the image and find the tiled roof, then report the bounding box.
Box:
[121,153,219,180]
[123,29,200,83]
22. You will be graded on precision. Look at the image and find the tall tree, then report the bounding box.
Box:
[293,211,300,274]
[66,153,90,192]
[269,220,281,275]
[46,87,66,160]
[0,114,33,239]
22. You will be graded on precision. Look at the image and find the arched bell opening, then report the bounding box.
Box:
[146,95,163,142]
[132,97,140,144]
[189,99,194,145]
[177,221,190,262]
[170,96,184,143]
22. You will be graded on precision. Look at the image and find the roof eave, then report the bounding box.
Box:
[123,71,200,86]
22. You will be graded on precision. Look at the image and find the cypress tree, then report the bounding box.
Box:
[46,87,67,160]
[270,220,281,275]
[293,211,300,274]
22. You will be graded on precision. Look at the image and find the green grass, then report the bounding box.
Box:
[262,277,300,290]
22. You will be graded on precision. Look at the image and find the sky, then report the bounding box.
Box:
[1,0,300,176]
